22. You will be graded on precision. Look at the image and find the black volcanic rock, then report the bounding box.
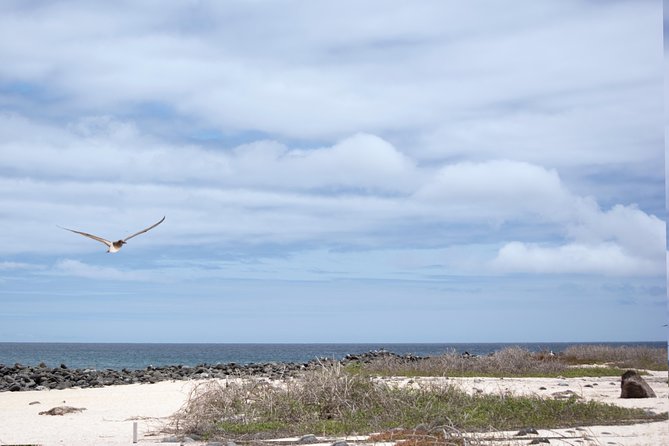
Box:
[620,370,656,398]
[0,350,427,392]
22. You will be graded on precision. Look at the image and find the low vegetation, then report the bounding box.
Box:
[560,345,667,370]
[169,360,665,441]
[349,345,667,378]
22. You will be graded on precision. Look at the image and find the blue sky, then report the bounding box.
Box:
[0,0,666,343]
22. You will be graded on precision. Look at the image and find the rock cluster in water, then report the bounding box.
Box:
[0,350,425,392]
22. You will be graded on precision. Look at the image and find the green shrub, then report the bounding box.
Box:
[169,363,665,440]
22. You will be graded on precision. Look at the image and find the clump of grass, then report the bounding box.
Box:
[171,364,388,437]
[169,363,665,440]
[561,345,667,370]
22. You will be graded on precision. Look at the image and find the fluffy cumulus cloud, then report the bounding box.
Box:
[492,242,661,277]
[492,193,666,277]
[0,114,415,192]
[414,160,571,219]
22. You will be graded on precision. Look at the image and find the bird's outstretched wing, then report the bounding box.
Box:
[58,226,113,247]
[123,216,166,242]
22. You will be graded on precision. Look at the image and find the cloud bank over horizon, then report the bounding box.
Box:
[1,115,664,278]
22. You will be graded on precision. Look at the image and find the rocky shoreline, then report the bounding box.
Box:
[0,350,424,392]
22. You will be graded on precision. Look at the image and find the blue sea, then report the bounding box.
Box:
[0,342,664,371]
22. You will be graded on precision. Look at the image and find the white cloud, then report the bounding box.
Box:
[0,261,39,270]
[414,160,572,220]
[53,259,153,282]
[419,84,663,169]
[289,133,416,188]
[490,193,666,277]
[566,202,666,262]
[0,115,415,192]
[0,1,661,164]
[418,160,667,276]
[492,242,664,277]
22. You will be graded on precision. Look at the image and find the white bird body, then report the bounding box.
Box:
[60,217,165,253]
[108,242,123,253]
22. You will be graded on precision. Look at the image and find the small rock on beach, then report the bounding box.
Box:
[39,405,86,416]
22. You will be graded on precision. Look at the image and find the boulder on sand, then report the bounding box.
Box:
[620,370,656,398]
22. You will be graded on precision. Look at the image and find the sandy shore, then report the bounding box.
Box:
[0,371,666,446]
[0,379,195,446]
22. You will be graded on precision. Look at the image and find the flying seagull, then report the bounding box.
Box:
[60,216,165,253]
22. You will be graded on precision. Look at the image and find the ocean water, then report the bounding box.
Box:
[0,342,664,371]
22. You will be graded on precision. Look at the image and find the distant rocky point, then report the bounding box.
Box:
[0,350,424,392]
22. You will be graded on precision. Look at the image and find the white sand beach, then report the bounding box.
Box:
[0,379,193,446]
[0,371,666,446]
